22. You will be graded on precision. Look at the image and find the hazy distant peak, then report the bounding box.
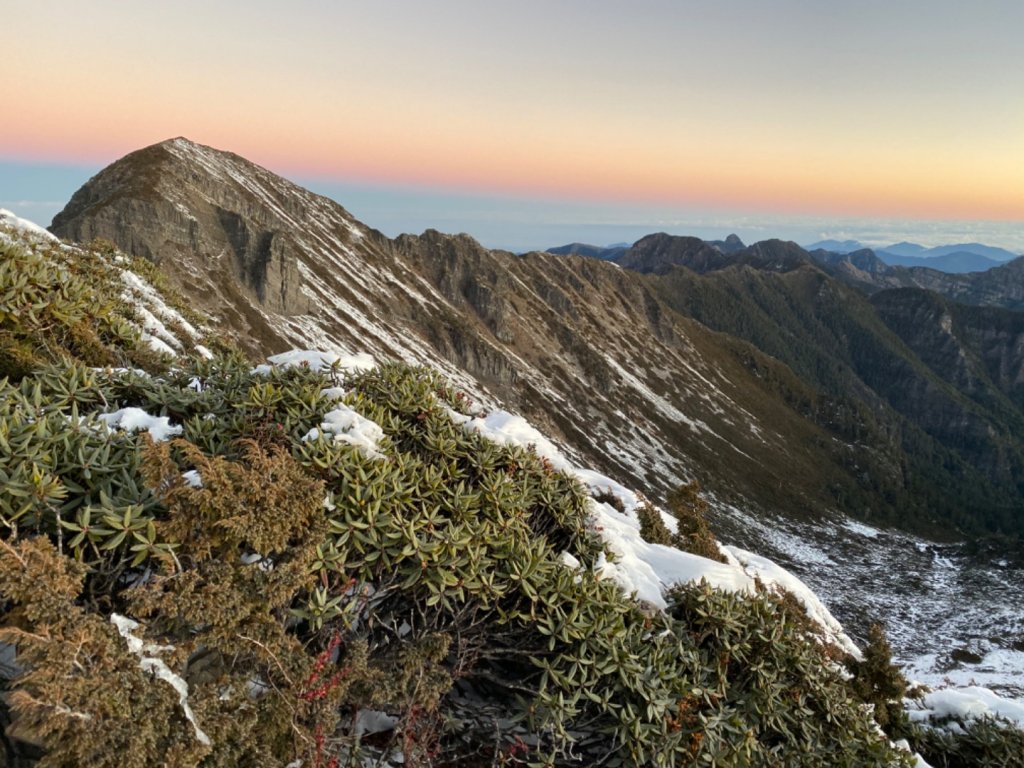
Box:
[809,238,1021,265]
[610,233,718,274]
[803,239,867,254]
[921,242,1021,262]
[881,241,927,257]
[545,241,628,260]
[706,233,746,254]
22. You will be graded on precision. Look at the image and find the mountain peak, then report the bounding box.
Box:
[616,232,722,274]
[804,238,867,254]
[165,135,201,146]
[49,138,370,351]
[705,233,746,255]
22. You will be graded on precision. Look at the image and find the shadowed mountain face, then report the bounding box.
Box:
[614,233,726,274]
[49,138,1023,539]
[607,234,1024,536]
[872,289,1024,412]
[621,235,824,276]
[546,233,745,262]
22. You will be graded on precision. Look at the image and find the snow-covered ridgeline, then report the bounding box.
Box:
[118,269,209,358]
[1,209,209,359]
[450,408,861,657]
[1,208,58,244]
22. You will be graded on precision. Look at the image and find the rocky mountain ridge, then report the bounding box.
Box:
[554,236,1019,275]
[48,138,1024,542]
[50,139,825,522]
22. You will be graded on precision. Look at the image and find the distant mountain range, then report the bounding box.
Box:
[551,237,1021,276]
[547,233,749,263]
[802,239,1021,274]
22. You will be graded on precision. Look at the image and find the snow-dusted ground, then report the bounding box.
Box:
[710,503,1024,700]
[445,398,1023,763]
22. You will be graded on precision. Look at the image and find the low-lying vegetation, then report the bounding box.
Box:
[0,228,1020,766]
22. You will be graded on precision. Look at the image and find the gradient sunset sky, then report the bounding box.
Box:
[3,1,1023,251]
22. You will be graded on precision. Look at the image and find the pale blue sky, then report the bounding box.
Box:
[3,1,1022,252]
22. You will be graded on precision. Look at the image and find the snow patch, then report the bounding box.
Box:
[321,386,348,401]
[98,408,182,442]
[842,520,882,538]
[254,349,376,375]
[592,503,752,607]
[0,209,58,243]
[110,614,211,746]
[907,685,1024,730]
[304,403,386,460]
[456,409,570,470]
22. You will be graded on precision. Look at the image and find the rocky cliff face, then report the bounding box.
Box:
[48,138,1024,540]
[52,139,375,352]
[615,233,725,274]
[872,289,1024,469]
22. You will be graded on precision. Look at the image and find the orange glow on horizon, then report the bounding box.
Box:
[3,66,1022,226]
[4,120,1022,225]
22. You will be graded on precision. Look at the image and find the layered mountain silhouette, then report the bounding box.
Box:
[875,250,1001,273]
[806,238,1019,264]
[811,248,1024,308]
[49,138,1024,539]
